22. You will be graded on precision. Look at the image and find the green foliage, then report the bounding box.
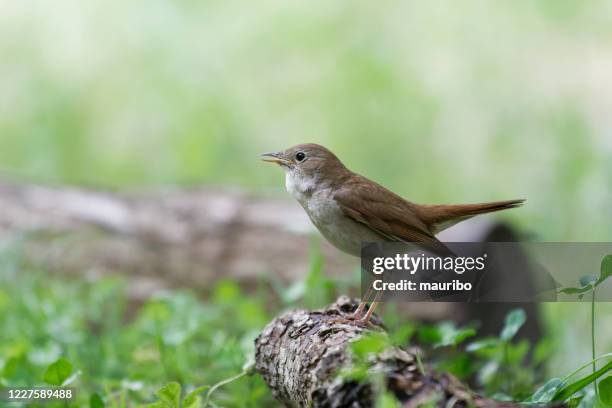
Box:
[145,382,212,408]
[411,309,537,398]
[552,362,612,403]
[557,254,612,401]
[527,378,565,404]
[351,332,392,360]
[342,332,393,383]
[303,240,336,309]
[183,386,209,408]
[151,382,181,407]
[90,393,105,408]
[266,238,346,309]
[500,309,526,342]
[567,395,585,408]
[435,323,476,348]
[43,358,73,386]
[559,254,612,297]
[461,308,535,398]
[598,255,612,286]
[598,376,612,406]
[0,246,274,407]
[525,355,612,405]
[418,321,476,348]
[1,240,610,407]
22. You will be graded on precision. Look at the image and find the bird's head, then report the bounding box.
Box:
[261,143,347,187]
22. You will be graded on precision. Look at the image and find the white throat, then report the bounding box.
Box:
[285,171,316,206]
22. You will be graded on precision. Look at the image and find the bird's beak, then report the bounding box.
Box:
[261,152,290,165]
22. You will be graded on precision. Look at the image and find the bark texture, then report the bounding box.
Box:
[255,297,560,408]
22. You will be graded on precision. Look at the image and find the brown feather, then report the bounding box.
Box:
[416,199,525,234]
[268,143,524,257]
[334,175,455,255]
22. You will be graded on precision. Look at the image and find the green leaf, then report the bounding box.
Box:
[418,325,441,345]
[560,286,593,295]
[553,361,612,401]
[596,254,612,287]
[340,365,369,381]
[351,332,390,359]
[390,322,416,345]
[466,338,500,352]
[599,376,612,406]
[477,360,499,386]
[434,322,476,348]
[525,378,565,403]
[183,385,209,408]
[436,353,474,379]
[155,382,181,408]
[89,393,105,408]
[500,308,526,341]
[43,358,73,386]
[2,356,19,378]
[505,339,530,364]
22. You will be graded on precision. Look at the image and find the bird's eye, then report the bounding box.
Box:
[295,152,306,162]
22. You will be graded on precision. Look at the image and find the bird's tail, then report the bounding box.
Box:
[417,199,525,234]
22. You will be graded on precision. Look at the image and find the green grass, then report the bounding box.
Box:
[0,246,275,407]
[1,240,610,407]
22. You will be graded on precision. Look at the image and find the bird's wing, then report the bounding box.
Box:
[333,177,444,249]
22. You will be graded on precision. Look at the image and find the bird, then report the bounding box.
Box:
[261,143,524,324]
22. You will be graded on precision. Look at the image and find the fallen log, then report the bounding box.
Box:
[0,179,349,299]
[254,296,562,408]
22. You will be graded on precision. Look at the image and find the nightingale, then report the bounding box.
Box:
[261,143,524,323]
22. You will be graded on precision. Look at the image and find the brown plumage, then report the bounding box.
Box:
[262,143,525,256]
[416,199,525,234]
[262,143,525,322]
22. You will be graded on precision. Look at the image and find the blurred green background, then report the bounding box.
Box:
[0,0,611,406]
[1,0,611,240]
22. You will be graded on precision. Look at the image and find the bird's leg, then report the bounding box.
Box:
[359,290,381,324]
[352,302,367,319]
[351,286,374,319]
[327,289,382,329]
[359,292,380,324]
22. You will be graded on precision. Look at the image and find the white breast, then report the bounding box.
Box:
[284,171,433,256]
[287,179,380,257]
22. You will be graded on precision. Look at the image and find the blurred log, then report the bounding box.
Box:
[254,297,561,408]
[0,179,353,299]
[0,179,540,342]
